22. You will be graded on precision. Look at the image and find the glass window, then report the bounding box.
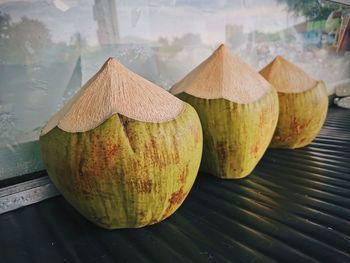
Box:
[0,0,349,180]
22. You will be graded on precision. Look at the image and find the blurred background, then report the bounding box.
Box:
[0,0,349,180]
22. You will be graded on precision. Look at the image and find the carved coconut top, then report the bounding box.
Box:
[260,56,317,93]
[41,58,184,135]
[170,44,271,104]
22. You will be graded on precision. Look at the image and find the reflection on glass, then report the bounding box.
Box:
[0,0,349,179]
[93,0,119,44]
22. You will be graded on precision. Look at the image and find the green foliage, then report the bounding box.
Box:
[277,0,340,20]
[0,12,11,40]
[157,33,201,58]
[0,12,84,65]
[0,13,51,64]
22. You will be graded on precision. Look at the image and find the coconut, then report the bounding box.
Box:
[335,80,350,97]
[260,56,328,149]
[40,58,203,229]
[335,96,350,109]
[171,44,279,179]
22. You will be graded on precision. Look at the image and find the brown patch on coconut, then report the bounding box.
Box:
[162,187,187,219]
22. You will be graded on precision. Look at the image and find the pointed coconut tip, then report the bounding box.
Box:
[99,57,127,74]
[215,43,227,53]
[170,43,271,104]
[275,55,284,61]
[103,57,122,69]
[211,43,232,59]
[41,57,184,135]
[104,57,118,67]
[260,56,317,93]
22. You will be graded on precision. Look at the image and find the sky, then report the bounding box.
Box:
[0,0,303,45]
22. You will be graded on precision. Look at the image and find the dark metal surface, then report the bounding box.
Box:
[1,107,350,263]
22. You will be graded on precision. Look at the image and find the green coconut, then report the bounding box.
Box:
[260,56,328,149]
[170,44,279,179]
[40,58,203,229]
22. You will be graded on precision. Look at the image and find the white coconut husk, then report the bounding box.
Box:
[260,56,317,93]
[41,58,184,135]
[171,44,271,103]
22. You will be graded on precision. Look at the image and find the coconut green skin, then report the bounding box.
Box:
[270,81,328,149]
[177,89,279,179]
[40,103,202,229]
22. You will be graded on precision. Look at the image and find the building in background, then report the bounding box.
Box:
[93,0,120,45]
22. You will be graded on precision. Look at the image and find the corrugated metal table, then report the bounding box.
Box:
[1,107,349,263]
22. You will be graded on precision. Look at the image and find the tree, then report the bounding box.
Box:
[0,12,11,40]
[157,36,182,58]
[9,16,51,52]
[157,33,202,59]
[176,33,201,46]
[0,12,12,63]
[158,37,169,46]
[70,32,87,50]
[277,0,340,20]
[0,15,51,64]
